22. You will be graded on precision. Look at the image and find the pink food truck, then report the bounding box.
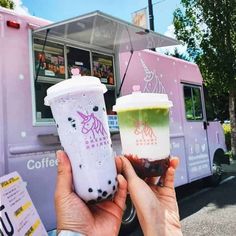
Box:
[0,7,228,234]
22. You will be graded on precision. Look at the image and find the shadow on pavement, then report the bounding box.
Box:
[177,159,236,220]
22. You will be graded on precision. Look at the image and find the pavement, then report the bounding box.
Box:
[222,158,236,175]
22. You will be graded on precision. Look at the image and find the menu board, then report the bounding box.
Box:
[0,172,47,236]
[34,39,65,81]
[92,52,115,85]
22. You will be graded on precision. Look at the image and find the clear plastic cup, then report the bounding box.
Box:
[44,72,117,203]
[113,89,173,178]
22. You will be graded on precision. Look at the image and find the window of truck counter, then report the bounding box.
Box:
[92,52,115,86]
[33,39,66,123]
[32,39,117,130]
[67,47,91,77]
[34,39,65,83]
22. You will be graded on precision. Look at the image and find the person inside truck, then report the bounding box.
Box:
[55,151,183,236]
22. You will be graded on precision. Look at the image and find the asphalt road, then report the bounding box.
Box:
[126,160,236,236]
[179,161,236,236]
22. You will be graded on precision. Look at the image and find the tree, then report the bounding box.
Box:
[173,0,236,157]
[0,0,14,9]
[165,48,190,61]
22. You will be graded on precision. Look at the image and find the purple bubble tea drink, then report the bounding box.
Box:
[44,69,117,203]
[113,89,173,178]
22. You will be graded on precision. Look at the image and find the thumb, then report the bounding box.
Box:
[55,150,73,198]
[120,156,139,182]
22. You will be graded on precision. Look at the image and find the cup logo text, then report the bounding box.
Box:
[134,121,157,146]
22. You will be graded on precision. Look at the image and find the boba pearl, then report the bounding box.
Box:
[106,194,113,200]
[93,106,99,111]
[88,188,93,192]
[102,191,108,197]
[108,180,112,185]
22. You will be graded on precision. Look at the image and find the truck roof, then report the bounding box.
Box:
[0,6,51,27]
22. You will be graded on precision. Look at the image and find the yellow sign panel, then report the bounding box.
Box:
[15,201,32,218]
[25,219,41,236]
[0,176,20,188]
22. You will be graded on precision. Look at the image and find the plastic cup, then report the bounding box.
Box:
[113,90,173,177]
[44,73,117,203]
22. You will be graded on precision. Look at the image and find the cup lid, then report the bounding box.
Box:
[44,75,107,106]
[113,90,173,111]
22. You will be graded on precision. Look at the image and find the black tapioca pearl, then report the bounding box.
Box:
[79,164,82,169]
[102,191,108,197]
[97,196,102,201]
[56,124,59,128]
[97,189,102,194]
[68,117,76,129]
[108,180,112,185]
[106,194,113,200]
[93,106,99,111]
[88,188,93,193]
[113,185,116,191]
[103,107,105,111]
[87,200,96,205]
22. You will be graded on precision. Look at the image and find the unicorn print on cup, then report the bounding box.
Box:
[77,111,108,140]
[134,121,157,146]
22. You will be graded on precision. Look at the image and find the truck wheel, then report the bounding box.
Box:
[205,161,223,187]
[119,195,139,235]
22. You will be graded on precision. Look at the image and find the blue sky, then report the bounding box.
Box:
[20,0,181,35]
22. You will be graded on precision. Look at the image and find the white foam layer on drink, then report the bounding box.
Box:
[45,76,107,106]
[113,92,173,111]
[120,126,170,160]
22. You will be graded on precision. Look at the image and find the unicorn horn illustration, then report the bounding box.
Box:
[77,111,107,139]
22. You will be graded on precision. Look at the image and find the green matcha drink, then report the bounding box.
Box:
[113,91,173,177]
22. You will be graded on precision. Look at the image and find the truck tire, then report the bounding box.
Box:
[119,195,139,235]
[205,161,223,187]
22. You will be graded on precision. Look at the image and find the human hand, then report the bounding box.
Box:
[55,150,127,236]
[118,156,182,236]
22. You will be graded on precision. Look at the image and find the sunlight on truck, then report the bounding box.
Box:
[0,6,228,234]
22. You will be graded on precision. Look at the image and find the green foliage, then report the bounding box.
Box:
[0,0,14,9]
[173,0,236,155]
[173,0,236,90]
[223,123,231,151]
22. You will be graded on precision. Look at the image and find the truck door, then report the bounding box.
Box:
[182,84,211,181]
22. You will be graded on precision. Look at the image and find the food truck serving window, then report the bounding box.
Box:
[32,39,117,127]
[34,38,65,83]
[67,47,91,77]
[92,52,115,85]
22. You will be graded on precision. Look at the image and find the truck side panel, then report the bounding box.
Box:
[2,11,58,230]
[0,13,5,177]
